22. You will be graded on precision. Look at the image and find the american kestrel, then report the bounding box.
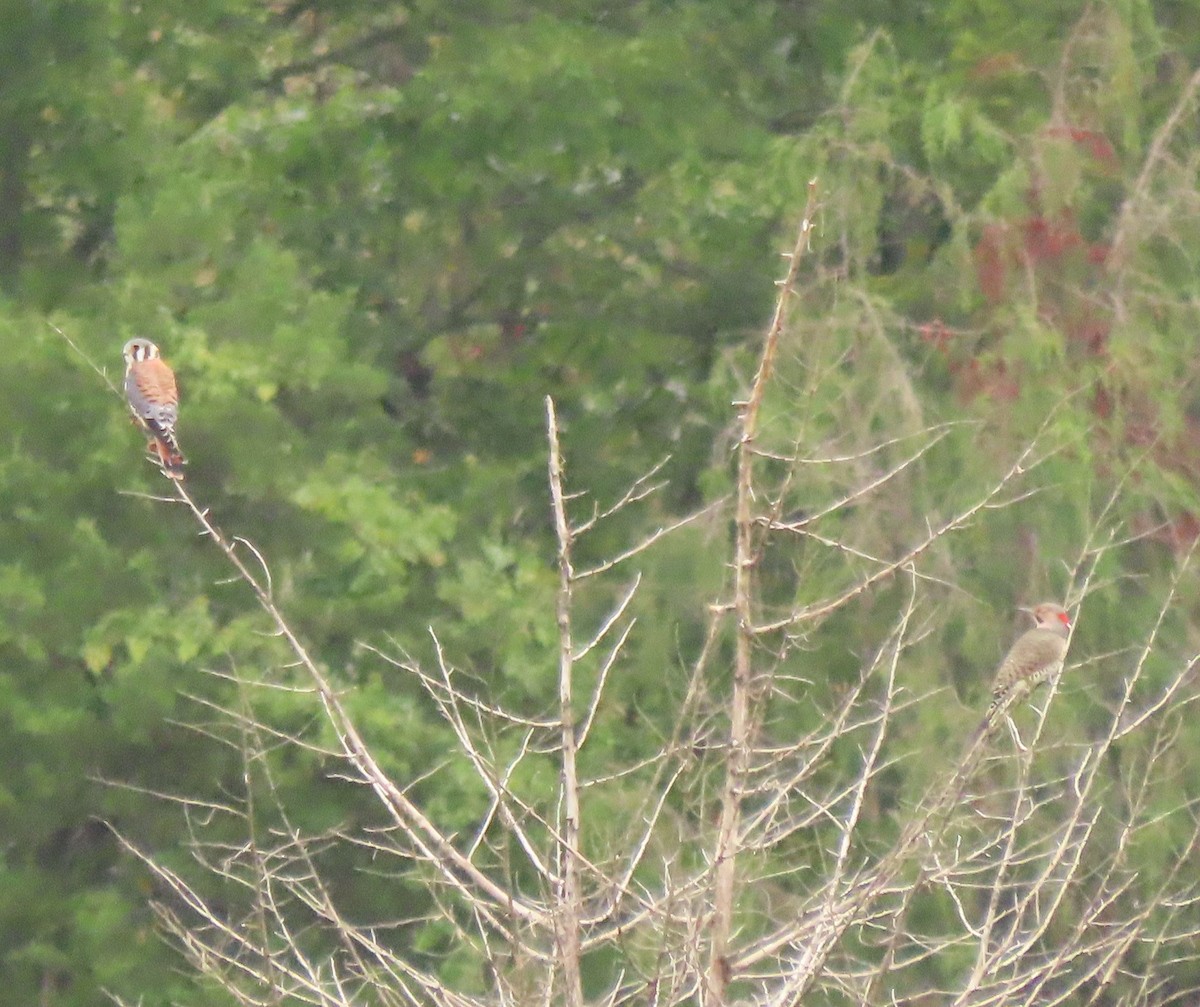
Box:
[123,337,185,478]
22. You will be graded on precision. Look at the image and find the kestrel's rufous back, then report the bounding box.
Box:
[123,337,186,478]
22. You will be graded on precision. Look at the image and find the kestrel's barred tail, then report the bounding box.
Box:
[980,602,1071,735]
[145,428,186,476]
[123,337,186,479]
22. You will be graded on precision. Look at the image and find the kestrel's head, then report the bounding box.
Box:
[123,337,160,366]
[1025,602,1071,637]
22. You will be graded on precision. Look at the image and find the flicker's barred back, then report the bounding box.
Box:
[984,602,1071,726]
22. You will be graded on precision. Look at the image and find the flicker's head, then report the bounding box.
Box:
[1025,602,1071,637]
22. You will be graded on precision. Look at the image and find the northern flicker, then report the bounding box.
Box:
[983,602,1071,731]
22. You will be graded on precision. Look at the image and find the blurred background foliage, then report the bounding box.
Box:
[5,0,1200,1002]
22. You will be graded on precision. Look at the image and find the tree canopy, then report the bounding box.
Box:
[5,1,1200,1004]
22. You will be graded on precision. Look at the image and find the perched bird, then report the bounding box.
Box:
[982,602,1072,735]
[123,337,185,478]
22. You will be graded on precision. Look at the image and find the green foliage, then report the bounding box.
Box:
[3,0,1200,1002]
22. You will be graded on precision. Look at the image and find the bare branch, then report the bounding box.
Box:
[706,178,821,1006]
[546,396,585,1007]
